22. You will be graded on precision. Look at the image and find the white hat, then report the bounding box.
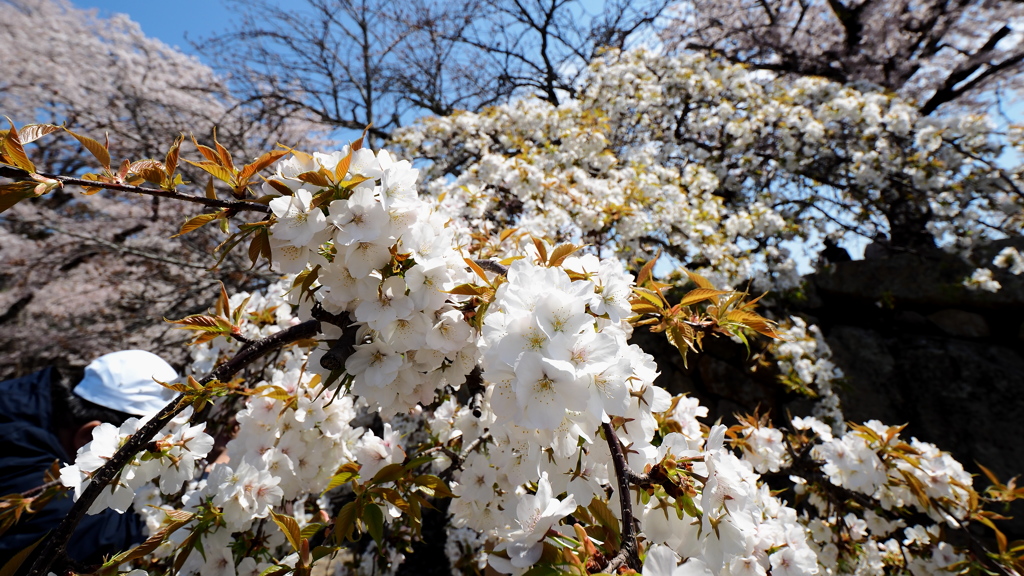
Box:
[73,350,179,416]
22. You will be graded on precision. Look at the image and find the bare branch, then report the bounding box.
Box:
[0,166,271,213]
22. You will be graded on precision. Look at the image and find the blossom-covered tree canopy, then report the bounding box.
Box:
[393,49,1023,289]
[0,2,1022,576]
[665,0,1024,115]
[0,0,322,376]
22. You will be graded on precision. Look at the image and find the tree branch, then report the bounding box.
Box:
[26,318,322,576]
[0,166,271,213]
[601,421,642,573]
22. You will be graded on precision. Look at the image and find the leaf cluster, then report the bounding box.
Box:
[630,253,779,366]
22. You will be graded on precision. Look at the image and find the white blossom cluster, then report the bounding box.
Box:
[639,424,821,576]
[963,268,1002,292]
[59,406,214,516]
[265,148,479,417]
[993,246,1024,276]
[141,283,364,575]
[767,317,844,427]
[785,417,973,576]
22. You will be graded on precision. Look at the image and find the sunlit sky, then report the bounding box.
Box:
[73,0,236,55]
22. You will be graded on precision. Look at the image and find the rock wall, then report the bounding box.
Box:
[638,243,1024,534]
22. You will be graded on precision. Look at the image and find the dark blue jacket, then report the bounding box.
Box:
[0,367,145,567]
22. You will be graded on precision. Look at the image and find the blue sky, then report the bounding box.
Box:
[73,0,235,55]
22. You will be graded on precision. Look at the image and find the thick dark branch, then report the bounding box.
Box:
[0,166,271,213]
[921,45,1024,115]
[472,259,509,276]
[601,422,642,573]
[26,318,321,576]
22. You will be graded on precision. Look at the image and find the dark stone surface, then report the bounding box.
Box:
[640,244,1024,536]
[808,249,1024,536]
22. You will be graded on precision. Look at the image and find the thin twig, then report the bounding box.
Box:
[0,166,271,213]
[19,479,63,499]
[440,431,492,482]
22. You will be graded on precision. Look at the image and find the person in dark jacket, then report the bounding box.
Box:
[0,350,178,569]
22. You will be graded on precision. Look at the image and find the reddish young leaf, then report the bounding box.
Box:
[684,268,716,290]
[678,288,731,307]
[636,253,660,288]
[548,243,584,267]
[184,160,234,184]
[3,119,34,172]
[239,149,289,182]
[212,128,234,171]
[351,125,371,151]
[171,212,220,238]
[165,135,184,176]
[190,133,219,163]
[64,128,111,168]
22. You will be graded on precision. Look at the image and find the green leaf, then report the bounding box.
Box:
[337,174,372,188]
[369,463,406,485]
[363,503,384,547]
[299,523,324,541]
[588,499,621,547]
[0,535,42,576]
[666,324,695,367]
[258,565,292,576]
[210,228,256,271]
[334,501,358,543]
[678,494,700,519]
[521,566,563,576]
[270,510,302,552]
[371,487,411,513]
[323,463,360,494]
[412,475,457,499]
[111,511,194,564]
[446,284,492,297]
[248,228,271,268]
